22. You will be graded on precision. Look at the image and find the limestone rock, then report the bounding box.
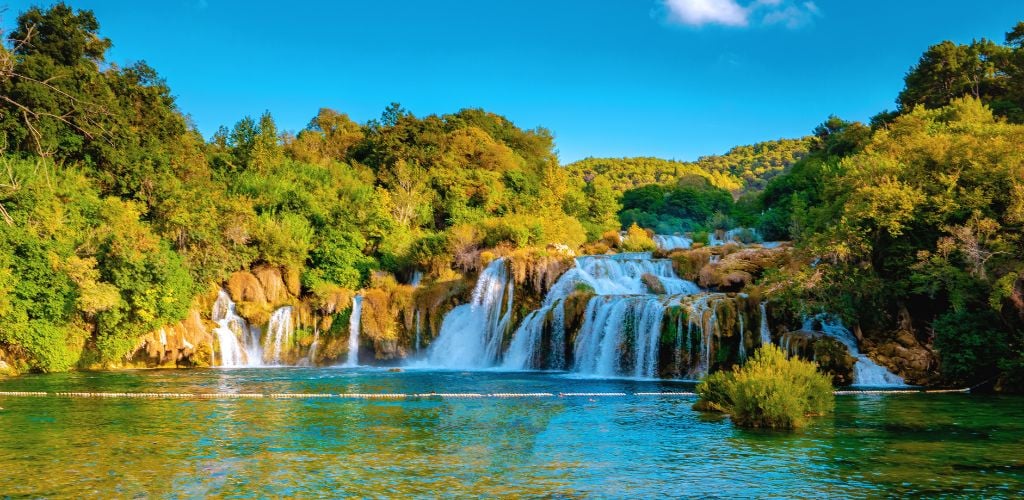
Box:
[868,330,938,385]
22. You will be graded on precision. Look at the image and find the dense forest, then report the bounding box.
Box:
[0,4,1021,390]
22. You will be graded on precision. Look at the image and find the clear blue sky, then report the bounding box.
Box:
[3,1,1020,162]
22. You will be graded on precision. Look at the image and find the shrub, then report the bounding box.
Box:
[621,223,656,252]
[695,344,834,429]
[933,309,1007,385]
[693,370,731,412]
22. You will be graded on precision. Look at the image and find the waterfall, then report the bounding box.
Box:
[409,271,423,287]
[306,328,320,366]
[803,315,905,387]
[502,307,548,370]
[759,302,772,346]
[414,309,422,353]
[737,312,746,361]
[653,234,692,251]
[680,294,719,378]
[708,227,762,247]
[344,295,363,367]
[503,251,701,375]
[424,258,514,369]
[502,300,568,371]
[572,295,673,378]
[211,289,263,367]
[673,293,756,379]
[542,253,699,301]
[264,306,294,365]
[550,303,566,370]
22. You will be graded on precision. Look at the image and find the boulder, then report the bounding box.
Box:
[869,330,938,385]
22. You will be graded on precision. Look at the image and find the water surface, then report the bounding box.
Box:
[0,369,1021,497]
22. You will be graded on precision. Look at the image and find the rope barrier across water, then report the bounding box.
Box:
[0,388,970,400]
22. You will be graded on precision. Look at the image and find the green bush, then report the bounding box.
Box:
[933,309,1007,385]
[695,344,834,429]
[693,370,732,412]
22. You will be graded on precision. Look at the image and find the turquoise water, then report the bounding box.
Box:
[0,368,1022,497]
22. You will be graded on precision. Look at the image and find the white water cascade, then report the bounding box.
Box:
[414,309,424,353]
[409,271,423,287]
[803,315,906,387]
[653,234,692,251]
[677,294,718,378]
[542,253,701,298]
[211,290,263,367]
[263,306,294,365]
[344,295,363,367]
[304,329,321,366]
[759,302,772,346]
[573,295,674,378]
[424,258,515,369]
[503,252,702,377]
[708,228,762,247]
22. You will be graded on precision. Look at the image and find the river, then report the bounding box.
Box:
[0,368,1021,497]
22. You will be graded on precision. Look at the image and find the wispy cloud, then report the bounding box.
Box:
[660,0,821,28]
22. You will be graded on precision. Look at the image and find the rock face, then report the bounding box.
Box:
[867,330,939,386]
[669,244,793,293]
[130,308,214,368]
[780,331,856,385]
[0,359,16,377]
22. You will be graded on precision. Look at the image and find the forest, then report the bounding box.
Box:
[0,4,1022,391]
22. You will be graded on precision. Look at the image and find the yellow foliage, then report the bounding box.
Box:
[621,223,656,252]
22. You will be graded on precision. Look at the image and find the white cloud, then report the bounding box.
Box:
[663,0,749,27]
[661,0,821,28]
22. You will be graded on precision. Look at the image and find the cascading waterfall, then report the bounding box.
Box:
[414,309,422,353]
[305,328,320,366]
[504,252,702,377]
[759,302,772,346]
[573,295,673,378]
[264,306,294,365]
[344,295,363,367]
[501,299,569,371]
[803,315,905,386]
[708,227,762,247]
[424,258,514,369]
[680,294,719,378]
[672,293,761,379]
[653,234,692,251]
[211,289,263,367]
[542,253,700,298]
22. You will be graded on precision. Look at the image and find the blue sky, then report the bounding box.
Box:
[3,1,1021,162]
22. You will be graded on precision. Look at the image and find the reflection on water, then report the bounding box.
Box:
[0,369,1022,497]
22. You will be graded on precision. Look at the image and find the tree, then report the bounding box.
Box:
[9,2,110,66]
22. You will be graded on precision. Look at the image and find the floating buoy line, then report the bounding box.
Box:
[0,387,969,400]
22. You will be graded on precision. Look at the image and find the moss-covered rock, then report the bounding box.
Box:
[780,331,856,385]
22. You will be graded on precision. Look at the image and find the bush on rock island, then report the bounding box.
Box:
[695,344,834,430]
